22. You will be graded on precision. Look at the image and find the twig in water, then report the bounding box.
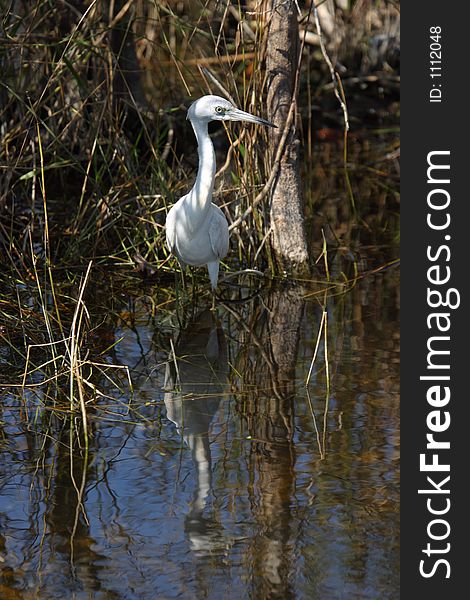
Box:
[306,387,324,459]
[305,310,326,387]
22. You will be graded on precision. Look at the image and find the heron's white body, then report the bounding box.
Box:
[165,95,273,290]
[166,201,229,288]
[165,114,229,289]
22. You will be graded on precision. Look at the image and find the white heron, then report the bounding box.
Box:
[165,94,274,291]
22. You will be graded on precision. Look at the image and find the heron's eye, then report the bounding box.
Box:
[215,106,225,114]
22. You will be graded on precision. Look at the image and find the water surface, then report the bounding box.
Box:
[0,132,400,599]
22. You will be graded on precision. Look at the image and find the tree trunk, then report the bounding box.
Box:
[266,0,311,277]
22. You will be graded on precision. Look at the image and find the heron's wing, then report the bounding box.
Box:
[165,203,177,253]
[208,204,229,260]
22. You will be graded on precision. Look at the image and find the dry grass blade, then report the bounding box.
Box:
[305,310,326,388]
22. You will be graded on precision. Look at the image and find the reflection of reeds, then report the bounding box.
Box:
[305,309,327,388]
[306,386,325,459]
[304,293,330,459]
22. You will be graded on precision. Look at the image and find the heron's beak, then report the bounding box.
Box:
[230,108,276,128]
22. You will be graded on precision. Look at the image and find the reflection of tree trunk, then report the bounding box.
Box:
[268,286,305,386]
[266,1,310,277]
[244,286,305,599]
[251,400,296,600]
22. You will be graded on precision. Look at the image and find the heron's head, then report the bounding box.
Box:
[187,95,275,128]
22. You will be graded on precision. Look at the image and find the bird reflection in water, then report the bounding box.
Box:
[164,308,228,553]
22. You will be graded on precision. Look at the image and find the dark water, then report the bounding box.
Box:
[0,133,399,599]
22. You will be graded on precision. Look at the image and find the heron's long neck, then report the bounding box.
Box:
[188,119,216,228]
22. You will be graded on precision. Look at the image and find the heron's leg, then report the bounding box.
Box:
[189,267,198,305]
[207,261,220,291]
[211,289,216,311]
[207,261,220,311]
[179,261,188,293]
[174,262,187,328]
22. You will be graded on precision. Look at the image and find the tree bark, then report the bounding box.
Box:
[266,0,311,277]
